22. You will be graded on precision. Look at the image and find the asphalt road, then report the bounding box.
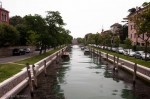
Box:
[0,51,39,64]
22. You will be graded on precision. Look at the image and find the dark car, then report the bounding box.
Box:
[12,48,26,56]
[24,48,31,53]
[134,51,144,59]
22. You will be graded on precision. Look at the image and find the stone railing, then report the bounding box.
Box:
[90,48,150,82]
[0,47,67,99]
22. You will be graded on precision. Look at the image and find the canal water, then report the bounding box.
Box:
[55,45,150,99]
[15,45,150,99]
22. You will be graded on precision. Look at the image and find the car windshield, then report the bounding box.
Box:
[138,51,144,54]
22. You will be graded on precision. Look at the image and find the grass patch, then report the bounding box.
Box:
[15,49,58,65]
[92,47,150,68]
[0,63,24,82]
[0,47,64,82]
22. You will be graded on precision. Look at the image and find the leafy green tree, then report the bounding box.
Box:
[101,32,112,47]
[121,24,128,44]
[0,23,19,47]
[9,15,24,26]
[142,2,150,7]
[27,30,38,46]
[45,11,66,48]
[16,24,28,45]
[95,33,101,46]
[124,38,132,49]
[77,37,84,44]
[24,14,47,54]
[128,8,136,14]
[114,36,120,47]
[124,38,132,56]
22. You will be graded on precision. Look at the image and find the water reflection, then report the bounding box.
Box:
[54,45,150,99]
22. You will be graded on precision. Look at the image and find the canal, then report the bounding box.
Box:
[16,45,150,99]
[55,45,150,99]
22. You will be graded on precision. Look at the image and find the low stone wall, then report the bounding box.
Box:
[90,48,150,83]
[0,47,67,99]
[0,46,36,57]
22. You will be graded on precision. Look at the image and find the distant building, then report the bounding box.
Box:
[100,30,111,36]
[110,23,122,36]
[72,39,78,45]
[0,2,9,24]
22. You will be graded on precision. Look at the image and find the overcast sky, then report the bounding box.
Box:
[1,0,149,38]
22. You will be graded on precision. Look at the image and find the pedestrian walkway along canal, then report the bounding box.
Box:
[17,45,150,99]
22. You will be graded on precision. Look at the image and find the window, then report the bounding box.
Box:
[134,33,136,38]
[130,34,132,38]
[1,12,7,22]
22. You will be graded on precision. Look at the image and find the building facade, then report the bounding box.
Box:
[110,23,122,36]
[0,5,9,24]
[128,6,149,46]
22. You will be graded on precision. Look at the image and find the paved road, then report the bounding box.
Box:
[0,51,39,64]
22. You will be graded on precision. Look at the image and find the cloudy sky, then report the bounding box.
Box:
[1,0,149,38]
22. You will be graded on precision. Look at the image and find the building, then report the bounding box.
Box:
[0,2,9,24]
[110,23,122,36]
[100,30,111,36]
[72,39,78,45]
[128,6,149,46]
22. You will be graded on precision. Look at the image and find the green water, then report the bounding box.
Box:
[55,45,150,99]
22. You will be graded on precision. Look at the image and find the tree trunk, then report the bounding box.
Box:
[144,41,148,61]
[39,44,44,55]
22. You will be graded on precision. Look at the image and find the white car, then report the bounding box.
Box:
[128,51,136,57]
[123,49,135,56]
[112,47,117,52]
[117,47,124,54]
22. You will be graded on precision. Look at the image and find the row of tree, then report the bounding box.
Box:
[77,23,128,48]
[0,11,73,54]
[78,31,131,49]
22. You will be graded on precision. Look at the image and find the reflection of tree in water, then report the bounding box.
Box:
[52,83,65,99]
[57,66,70,83]
[103,66,112,78]
[51,59,70,99]
[121,89,138,99]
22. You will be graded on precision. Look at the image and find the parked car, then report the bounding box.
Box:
[12,48,26,56]
[133,51,150,60]
[84,48,90,55]
[81,47,85,50]
[24,48,31,53]
[123,49,135,57]
[116,47,124,54]
[134,51,144,59]
[107,47,111,51]
[112,47,117,52]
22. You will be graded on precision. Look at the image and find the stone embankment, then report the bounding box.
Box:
[0,47,66,99]
[90,48,150,83]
